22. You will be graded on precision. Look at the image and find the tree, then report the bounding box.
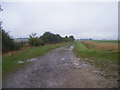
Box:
[62,36,70,42]
[2,29,18,52]
[1,5,18,53]
[0,5,19,52]
[55,34,62,42]
[41,32,62,43]
[69,36,75,42]
[29,33,37,38]
[29,33,44,46]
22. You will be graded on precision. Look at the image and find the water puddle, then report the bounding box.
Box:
[17,58,37,64]
[17,61,24,64]
[69,45,74,50]
[61,58,65,61]
[27,58,36,62]
[73,63,79,66]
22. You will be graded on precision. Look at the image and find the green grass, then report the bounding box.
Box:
[73,41,119,71]
[3,43,69,76]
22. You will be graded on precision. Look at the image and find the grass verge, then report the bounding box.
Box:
[3,42,68,76]
[73,40,119,71]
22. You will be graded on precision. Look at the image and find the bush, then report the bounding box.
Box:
[29,38,44,46]
[28,33,44,46]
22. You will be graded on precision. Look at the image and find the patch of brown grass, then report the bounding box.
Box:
[3,46,31,56]
[81,41,119,52]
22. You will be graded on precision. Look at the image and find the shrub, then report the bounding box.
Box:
[28,33,44,46]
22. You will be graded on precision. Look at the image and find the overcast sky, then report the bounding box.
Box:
[1,2,118,39]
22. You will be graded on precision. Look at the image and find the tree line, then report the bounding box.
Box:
[0,6,75,53]
[1,28,75,53]
[29,32,75,46]
[1,26,25,53]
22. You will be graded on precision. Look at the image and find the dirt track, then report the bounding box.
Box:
[3,45,118,88]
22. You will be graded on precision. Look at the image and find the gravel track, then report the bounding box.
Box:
[3,45,118,88]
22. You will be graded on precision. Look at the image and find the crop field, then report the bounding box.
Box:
[93,40,120,43]
[73,40,119,75]
[82,40,119,52]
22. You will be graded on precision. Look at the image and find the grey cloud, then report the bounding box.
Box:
[1,2,118,39]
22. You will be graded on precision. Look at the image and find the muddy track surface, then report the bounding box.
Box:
[3,45,118,88]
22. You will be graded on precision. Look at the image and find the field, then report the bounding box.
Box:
[73,40,119,75]
[82,40,119,53]
[3,42,69,76]
[93,40,120,43]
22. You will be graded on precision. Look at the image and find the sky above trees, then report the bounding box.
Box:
[1,1,118,40]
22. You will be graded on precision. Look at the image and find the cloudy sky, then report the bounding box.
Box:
[1,1,118,39]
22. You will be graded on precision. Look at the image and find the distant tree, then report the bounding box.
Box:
[41,32,62,43]
[29,33,37,38]
[90,38,92,40]
[62,36,70,42]
[55,34,62,42]
[41,32,52,43]
[0,5,18,53]
[2,29,19,52]
[69,36,75,42]
[29,33,44,46]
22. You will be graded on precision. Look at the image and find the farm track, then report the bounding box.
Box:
[3,45,118,88]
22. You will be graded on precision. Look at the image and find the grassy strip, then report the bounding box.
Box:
[3,42,68,76]
[73,41,118,71]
